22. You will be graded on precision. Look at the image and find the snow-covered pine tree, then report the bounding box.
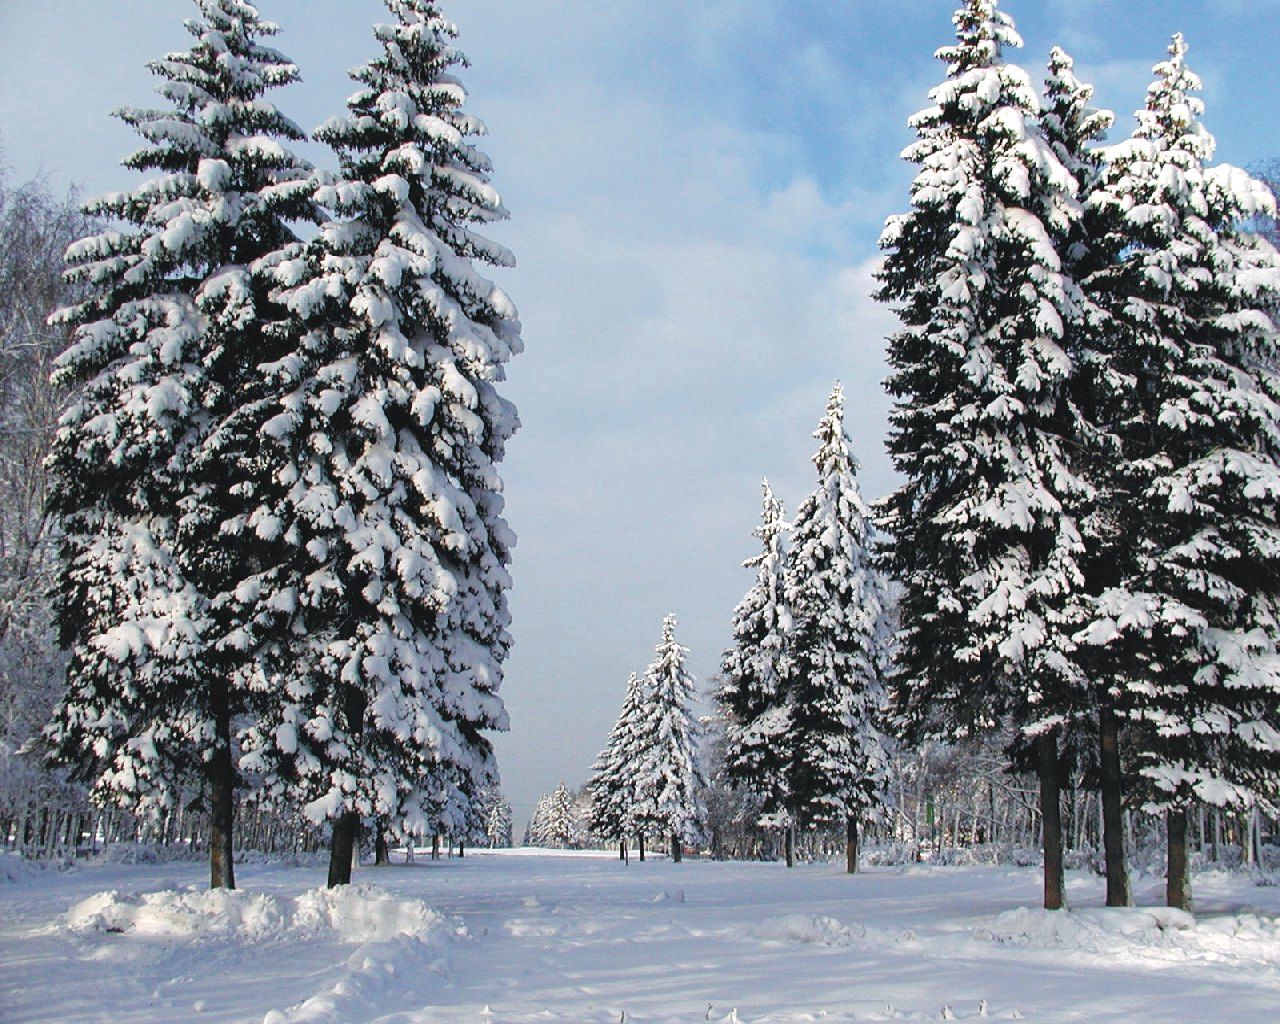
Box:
[43,0,315,890]
[589,671,650,858]
[522,784,573,849]
[1079,35,1280,913]
[569,786,598,850]
[1037,44,1139,910]
[781,384,890,873]
[547,781,574,849]
[877,0,1096,906]
[1041,48,1113,218]
[522,792,554,847]
[716,481,792,851]
[1036,43,1123,910]
[633,615,704,862]
[479,785,513,848]
[230,0,521,886]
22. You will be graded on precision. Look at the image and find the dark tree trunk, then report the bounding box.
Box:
[670,832,682,863]
[784,825,795,868]
[374,822,390,866]
[431,832,440,860]
[1166,808,1192,912]
[458,841,465,858]
[1099,704,1131,907]
[208,685,236,891]
[845,815,859,875]
[619,840,626,861]
[327,812,360,888]
[1038,728,1065,910]
[638,833,645,862]
[327,685,366,887]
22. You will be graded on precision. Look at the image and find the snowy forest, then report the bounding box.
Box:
[5,0,1280,1019]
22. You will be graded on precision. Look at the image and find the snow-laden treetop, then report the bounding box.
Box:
[938,0,1022,75]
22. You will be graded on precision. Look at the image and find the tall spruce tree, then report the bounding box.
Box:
[781,384,890,873]
[232,0,520,886]
[716,481,792,848]
[44,0,315,890]
[589,671,650,857]
[1038,45,1139,910]
[1079,35,1280,912]
[877,0,1095,907]
[633,615,703,862]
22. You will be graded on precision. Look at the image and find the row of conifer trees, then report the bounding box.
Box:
[37,0,521,889]
[590,0,1280,916]
[876,0,1280,915]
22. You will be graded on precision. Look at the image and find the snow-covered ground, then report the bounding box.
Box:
[3,850,1279,1023]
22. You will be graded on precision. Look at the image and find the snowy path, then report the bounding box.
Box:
[4,852,1280,1023]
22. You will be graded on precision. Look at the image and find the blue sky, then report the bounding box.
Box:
[3,0,1280,828]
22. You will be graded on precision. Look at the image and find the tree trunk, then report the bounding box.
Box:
[619,840,626,861]
[327,811,360,888]
[458,841,465,858]
[374,822,391,866]
[1099,704,1131,906]
[638,833,645,862]
[670,832,682,863]
[845,815,859,875]
[431,832,440,860]
[208,686,236,891]
[784,825,795,868]
[1038,729,1065,911]
[1166,808,1192,912]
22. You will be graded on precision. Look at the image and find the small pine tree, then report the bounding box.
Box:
[716,481,792,839]
[482,787,513,849]
[589,671,650,852]
[44,0,315,891]
[782,385,891,872]
[633,615,704,862]
[523,792,555,847]
[547,782,574,849]
[1079,35,1280,912]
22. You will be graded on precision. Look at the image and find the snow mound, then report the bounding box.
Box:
[753,913,869,947]
[62,884,447,946]
[64,887,288,940]
[261,891,458,1024]
[974,906,1280,966]
[976,905,1194,949]
[293,884,445,944]
[0,852,49,884]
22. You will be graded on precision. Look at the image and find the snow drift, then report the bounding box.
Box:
[62,883,447,945]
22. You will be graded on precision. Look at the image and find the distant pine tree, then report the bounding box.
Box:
[44,0,315,891]
[480,786,513,848]
[589,671,651,856]
[547,782,574,848]
[716,481,792,843]
[781,385,891,873]
[633,615,704,862]
[523,792,555,847]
